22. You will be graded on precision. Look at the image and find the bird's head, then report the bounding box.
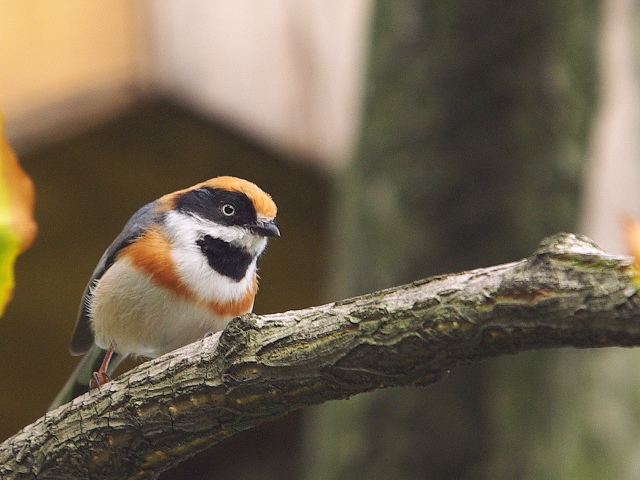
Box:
[159,176,279,282]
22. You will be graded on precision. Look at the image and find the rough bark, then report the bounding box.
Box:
[2,233,639,480]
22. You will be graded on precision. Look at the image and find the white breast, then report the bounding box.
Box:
[89,258,234,358]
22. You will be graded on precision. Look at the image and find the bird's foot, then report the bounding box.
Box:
[90,370,111,391]
[90,343,116,391]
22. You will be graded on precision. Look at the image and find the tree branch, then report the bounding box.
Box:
[2,233,640,479]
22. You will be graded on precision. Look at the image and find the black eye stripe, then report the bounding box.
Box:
[175,187,256,227]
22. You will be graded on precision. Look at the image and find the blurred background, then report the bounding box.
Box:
[1,0,639,478]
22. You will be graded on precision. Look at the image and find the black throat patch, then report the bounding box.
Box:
[196,235,253,282]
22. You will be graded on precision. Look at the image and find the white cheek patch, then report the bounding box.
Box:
[162,211,264,302]
[164,211,268,257]
[198,222,268,256]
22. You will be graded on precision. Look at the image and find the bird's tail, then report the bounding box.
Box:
[48,345,125,411]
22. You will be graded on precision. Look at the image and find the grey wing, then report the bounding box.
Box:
[69,201,161,355]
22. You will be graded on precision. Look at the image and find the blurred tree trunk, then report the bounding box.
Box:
[303,1,597,479]
[536,1,640,480]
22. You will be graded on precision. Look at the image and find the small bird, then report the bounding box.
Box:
[49,176,279,410]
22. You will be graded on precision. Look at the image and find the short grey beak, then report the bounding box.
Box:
[251,220,280,238]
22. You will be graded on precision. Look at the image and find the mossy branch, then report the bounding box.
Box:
[2,233,639,479]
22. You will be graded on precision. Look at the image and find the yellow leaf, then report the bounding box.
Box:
[0,112,37,315]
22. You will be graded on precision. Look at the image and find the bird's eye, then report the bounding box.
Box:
[221,203,236,216]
